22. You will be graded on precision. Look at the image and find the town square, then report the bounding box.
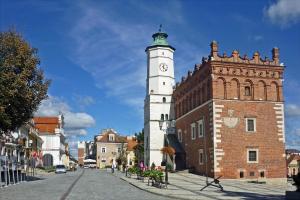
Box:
[1,0,300,200]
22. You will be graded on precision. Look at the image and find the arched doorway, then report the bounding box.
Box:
[43,154,53,167]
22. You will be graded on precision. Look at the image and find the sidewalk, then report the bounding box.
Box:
[114,171,295,200]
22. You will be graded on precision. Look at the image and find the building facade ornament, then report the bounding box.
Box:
[222,109,239,128]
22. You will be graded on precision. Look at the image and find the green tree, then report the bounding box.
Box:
[116,142,127,164]
[133,129,144,163]
[0,30,50,132]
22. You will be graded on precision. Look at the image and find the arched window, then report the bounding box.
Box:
[162,97,166,103]
[161,114,164,121]
[165,114,169,120]
[245,86,251,96]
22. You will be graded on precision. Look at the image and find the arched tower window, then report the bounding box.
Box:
[165,114,169,120]
[162,97,166,103]
[245,86,251,96]
[161,114,164,121]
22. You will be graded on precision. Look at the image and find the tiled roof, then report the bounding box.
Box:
[34,117,59,124]
[127,138,138,151]
[287,154,300,165]
[96,130,127,143]
[33,117,59,135]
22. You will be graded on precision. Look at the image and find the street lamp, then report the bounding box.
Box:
[159,119,175,185]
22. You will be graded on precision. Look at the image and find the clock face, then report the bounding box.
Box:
[159,63,168,72]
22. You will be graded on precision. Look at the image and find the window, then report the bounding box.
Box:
[117,147,121,153]
[177,129,182,142]
[191,123,196,140]
[162,97,166,103]
[247,149,258,163]
[245,86,251,96]
[199,149,204,165]
[101,157,106,162]
[198,118,204,138]
[163,82,165,85]
[249,171,255,176]
[165,114,168,120]
[109,134,115,141]
[161,114,164,121]
[246,118,256,132]
[101,147,106,153]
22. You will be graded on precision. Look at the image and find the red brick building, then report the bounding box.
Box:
[173,41,286,183]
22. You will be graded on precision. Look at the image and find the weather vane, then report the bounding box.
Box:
[159,24,162,32]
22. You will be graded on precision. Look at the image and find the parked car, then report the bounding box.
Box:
[55,165,67,174]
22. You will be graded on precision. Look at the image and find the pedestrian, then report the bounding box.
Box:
[139,160,144,171]
[122,163,126,173]
[111,159,116,173]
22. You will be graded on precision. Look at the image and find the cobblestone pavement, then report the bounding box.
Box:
[0,169,173,200]
[120,171,296,200]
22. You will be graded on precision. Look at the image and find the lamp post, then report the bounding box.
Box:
[159,119,175,184]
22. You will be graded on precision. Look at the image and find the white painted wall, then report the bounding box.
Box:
[144,45,175,167]
[42,150,60,166]
[40,134,65,166]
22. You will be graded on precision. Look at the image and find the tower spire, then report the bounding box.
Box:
[159,24,162,32]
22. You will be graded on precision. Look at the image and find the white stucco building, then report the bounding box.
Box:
[144,27,175,167]
[34,115,66,166]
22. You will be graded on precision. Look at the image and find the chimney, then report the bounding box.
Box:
[210,40,218,58]
[272,47,279,65]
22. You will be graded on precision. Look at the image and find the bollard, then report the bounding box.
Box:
[16,166,19,184]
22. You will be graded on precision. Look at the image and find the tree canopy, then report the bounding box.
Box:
[0,30,50,132]
[133,129,144,162]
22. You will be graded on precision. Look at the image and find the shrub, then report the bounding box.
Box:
[128,166,140,175]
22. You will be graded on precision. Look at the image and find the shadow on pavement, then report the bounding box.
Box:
[221,190,284,200]
[26,176,45,182]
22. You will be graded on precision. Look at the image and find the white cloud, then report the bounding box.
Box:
[66,129,87,136]
[66,1,187,116]
[35,95,96,136]
[265,0,300,27]
[73,95,95,110]
[68,3,149,115]
[64,112,95,129]
[285,104,300,117]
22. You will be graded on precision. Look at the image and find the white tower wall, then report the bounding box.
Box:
[144,33,175,167]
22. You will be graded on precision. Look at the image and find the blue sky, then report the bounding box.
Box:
[1,0,300,156]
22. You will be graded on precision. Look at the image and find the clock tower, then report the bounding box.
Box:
[144,26,175,166]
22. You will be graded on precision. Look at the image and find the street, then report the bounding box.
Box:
[0,169,172,200]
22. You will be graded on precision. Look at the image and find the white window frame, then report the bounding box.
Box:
[247,149,258,163]
[191,123,196,140]
[177,129,182,142]
[198,149,204,165]
[198,118,204,138]
[109,134,115,141]
[101,147,106,153]
[245,118,256,132]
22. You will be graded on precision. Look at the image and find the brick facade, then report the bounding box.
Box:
[173,41,286,183]
[78,148,85,166]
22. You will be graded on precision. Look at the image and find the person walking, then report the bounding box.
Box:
[111,159,116,173]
